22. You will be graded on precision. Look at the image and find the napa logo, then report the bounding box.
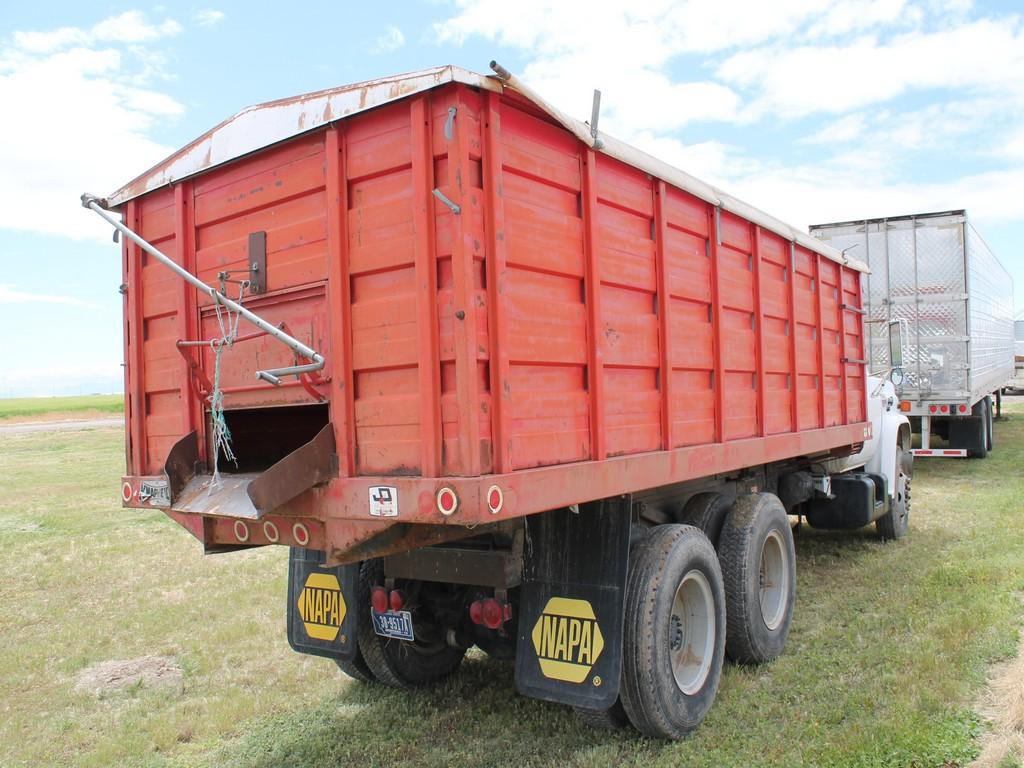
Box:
[297,572,347,642]
[530,597,605,684]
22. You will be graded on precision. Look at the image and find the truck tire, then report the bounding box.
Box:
[335,651,375,684]
[575,698,631,730]
[356,559,465,689]
[985,396,994,452]
[876,445,911,541]
[718,493,796,665]
[619,525,726,740]
[677,492,732,548]
[967,399,989,459]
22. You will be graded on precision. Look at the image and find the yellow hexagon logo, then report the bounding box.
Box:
[297,572,347,642]
[530,597,605,684]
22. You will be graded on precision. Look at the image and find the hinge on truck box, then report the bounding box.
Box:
[248,231,266,294]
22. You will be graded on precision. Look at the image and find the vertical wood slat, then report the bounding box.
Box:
[448,86,482,476]
[481,90,511,473]
[410,96,442,477]
[120,216,133,470]
[654,181,674,450]
[325,124,356,476]
[707,206,725,442]
[813,253,827,428]
[836,268,849,425]
[582,149,605,460]
[787,241,800,432]
[173,183,200,442]
[857,275,869,422]
[752,225,767,437]
[126,199,146,474]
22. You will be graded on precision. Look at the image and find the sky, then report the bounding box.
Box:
[1,0,1022,396]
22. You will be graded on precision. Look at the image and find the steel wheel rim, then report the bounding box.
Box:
[759,530,787,631]
[669,569,715,695]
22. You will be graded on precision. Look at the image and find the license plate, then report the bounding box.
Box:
[371,609,415,641]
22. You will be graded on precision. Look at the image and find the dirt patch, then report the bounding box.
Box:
[75,655,183,697]
[971,634,1024,768]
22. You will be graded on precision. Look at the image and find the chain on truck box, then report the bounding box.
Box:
[84,64,912,739]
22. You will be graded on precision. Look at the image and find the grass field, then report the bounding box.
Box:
[0,407,1022,767]
[0,394,123,423]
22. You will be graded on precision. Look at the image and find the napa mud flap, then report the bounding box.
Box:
[515,496,631,710]
[286,547,359,662]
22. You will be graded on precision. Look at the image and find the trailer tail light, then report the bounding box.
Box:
[940,405,949,413]
[487,485,504,514]
[899,401,911,412]
[389,590,405,612]
[470,598,513,629]
[929,405,937,413]
[959,404,968,413]
[436,487,458,516]
[371,587,388,614]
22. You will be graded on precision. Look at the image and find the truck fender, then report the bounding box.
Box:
[867,409,912,501]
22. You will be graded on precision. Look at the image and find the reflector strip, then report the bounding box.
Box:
[911,449,968,457]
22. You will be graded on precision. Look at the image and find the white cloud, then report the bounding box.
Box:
[0,14,184,241]
[0,283,97,309]
[195,9,226,28]
[719,18,1024,119]
[12,11,181,53]
[374,26,405,53]
[801,114,867,144]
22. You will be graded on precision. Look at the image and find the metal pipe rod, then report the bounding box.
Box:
[83,194,324,382]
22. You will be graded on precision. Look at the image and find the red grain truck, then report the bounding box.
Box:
[84,64,911,739]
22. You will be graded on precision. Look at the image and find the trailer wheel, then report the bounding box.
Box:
[356,560,465,689]
[575,698,631,730]
[876,448,911,541]
[985,396,994,452]
[967,399,989,459]
[677,492,732,548]
[619,525,726,740]
[718,493,796,665]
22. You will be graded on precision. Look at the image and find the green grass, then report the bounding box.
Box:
[0,408,1022,767]
[0,394,123,421]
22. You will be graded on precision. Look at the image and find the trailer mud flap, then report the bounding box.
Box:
[515,496,631,710]
[286,547,359,662]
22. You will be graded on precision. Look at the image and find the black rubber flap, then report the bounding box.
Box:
[515,497,631,709]
[286,547,359,661]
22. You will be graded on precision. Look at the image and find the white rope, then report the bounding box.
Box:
[208,280,247,489]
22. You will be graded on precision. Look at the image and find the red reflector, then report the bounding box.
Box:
[481,599,506,630]
[929,405,937,413]
[436,487,458,516]
[371,586,388,614]
[487,485,503,514]
[469,600,483,625]
[940,405,949,413]
[389,590,405,612]
[959,405,967,413]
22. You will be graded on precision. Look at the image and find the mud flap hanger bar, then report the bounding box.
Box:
[81,193,325,386]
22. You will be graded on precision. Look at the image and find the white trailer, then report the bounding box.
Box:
[810,210,1014,458]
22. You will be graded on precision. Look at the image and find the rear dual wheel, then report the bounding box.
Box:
[719,493,796,665]
[619,524,727,740]
[356,559,465,689]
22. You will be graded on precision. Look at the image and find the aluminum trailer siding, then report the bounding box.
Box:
[810,210,1014,456]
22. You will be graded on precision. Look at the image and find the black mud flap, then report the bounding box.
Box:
[515,496,631,710]
[286,547,359,662]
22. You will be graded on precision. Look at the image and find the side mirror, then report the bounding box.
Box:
[888,319,906,387]
[888,319,904,369]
